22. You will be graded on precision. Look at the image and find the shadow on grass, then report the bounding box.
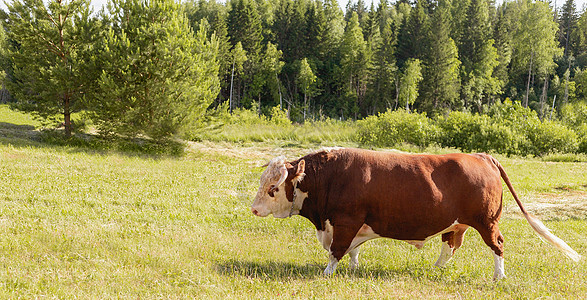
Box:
[0,122,42,143]
[215,260,323,280]
[0,121,184,157]
[214,259,458,282]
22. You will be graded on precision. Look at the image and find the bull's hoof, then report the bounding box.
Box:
[323,265,336,276]
[349,259,359,270]
[493,272,506,281]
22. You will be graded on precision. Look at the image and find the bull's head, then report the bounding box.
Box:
[251,156,306,218]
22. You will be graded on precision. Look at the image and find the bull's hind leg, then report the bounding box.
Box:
[477,224,506,280]
[435,225,469,267]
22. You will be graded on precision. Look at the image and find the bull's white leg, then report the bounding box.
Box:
[434,241,454,268]
[324,254,339,276]
[493,252,506,280]
[349,247,360,270]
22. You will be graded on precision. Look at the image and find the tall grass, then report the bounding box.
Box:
[192,106,357,147]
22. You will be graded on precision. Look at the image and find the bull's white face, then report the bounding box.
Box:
[251,156,293,218]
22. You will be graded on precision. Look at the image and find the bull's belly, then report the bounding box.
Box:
[317,220,462,253]
[399,221,462,249]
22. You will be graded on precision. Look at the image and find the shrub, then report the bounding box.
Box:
[525,120,579,156]
[356,110,437,148]
[436,111,487,152]
[573,124,587,154]
[478,122,521,156]
[269,106,291,126]
[559,102,587,128]
[436,111,525,155]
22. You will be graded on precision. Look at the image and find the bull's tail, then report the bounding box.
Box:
[490,156,581,262]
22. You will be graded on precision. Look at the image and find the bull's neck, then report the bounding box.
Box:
[296,169,325,231]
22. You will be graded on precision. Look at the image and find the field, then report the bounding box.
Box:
[1,105,586,298]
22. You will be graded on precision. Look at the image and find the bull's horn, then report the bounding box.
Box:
[275,165,288,188]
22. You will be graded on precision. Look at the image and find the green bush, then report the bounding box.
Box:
[478,122,521,155]
[577,124,587,154]
[269,106,291,126]
[559,102,587,128]
[435,111,520,154]
[356,110,437,148]
[436,111,487,152]
[525,120,578,156]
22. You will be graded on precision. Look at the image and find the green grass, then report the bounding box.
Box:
[1,105,586,298]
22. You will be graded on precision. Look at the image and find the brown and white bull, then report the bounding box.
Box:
[251,148,581,279]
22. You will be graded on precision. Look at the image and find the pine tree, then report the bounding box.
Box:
[91,0,220,139]
[4,0,97,136]
[184,0,231,104]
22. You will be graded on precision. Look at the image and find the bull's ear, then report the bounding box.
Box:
[296,159,305,176]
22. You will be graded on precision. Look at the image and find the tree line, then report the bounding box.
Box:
[1,0,586,140]
[188,0,587,119]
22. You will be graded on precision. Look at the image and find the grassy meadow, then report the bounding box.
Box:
[1,105,586,298]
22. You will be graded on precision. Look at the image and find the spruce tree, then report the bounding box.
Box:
[227,0,263,56]
[492,2,513,91]
[318,0,345,116]
[184,0,231,104]
[396,0,428,69]
[340,12,369,118]
[559,0,578,57]
[460,0,500,111]
[571,8,587,67]
[366,20,397,113]
[420,0,461,113]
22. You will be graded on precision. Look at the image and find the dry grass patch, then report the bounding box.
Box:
[503,191,587,220]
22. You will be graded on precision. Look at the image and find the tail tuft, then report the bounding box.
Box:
[525,214,582,262]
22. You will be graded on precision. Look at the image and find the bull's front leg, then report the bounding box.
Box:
[324,253,339,276]
[323,222,363,276]
[348,247,360,270]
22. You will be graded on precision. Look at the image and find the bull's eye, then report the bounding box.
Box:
[268,185,278,197]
